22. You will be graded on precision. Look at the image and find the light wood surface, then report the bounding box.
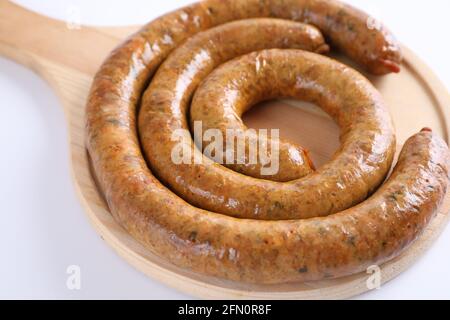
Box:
[1,0,449,299]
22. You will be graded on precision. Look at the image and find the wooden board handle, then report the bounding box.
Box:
[0,1,68,67]
[0,0,129,77]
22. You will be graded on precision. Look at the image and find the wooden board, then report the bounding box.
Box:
[1,0,450,299]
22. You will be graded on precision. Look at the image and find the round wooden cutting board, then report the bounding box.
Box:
[1,0,449,299]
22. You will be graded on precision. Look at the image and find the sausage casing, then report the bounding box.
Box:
[140,47,396,220]
[85,0,425,284]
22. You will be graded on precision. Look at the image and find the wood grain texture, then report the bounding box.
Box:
[1,0,449,299]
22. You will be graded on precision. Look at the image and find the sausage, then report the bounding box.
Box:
[201,0,403,75]
[190,49,317,183]
[85,0,413,284]
[162,19,325,183]
[139,44,396,220]
[91,130,450,284]
[190,116,316,182]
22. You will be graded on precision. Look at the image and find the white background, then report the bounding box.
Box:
[0,0,449,299]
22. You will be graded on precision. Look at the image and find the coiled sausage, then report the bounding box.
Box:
[140,47,396,220]
[85,0,440,285]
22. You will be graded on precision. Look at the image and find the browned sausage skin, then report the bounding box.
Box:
[140,47,396,220]
[87,0,401,215]
[85,0,414,284]
[190,45,319,182]
[148,19,324,183]
[94,130,449,284]
[200,0,402,75]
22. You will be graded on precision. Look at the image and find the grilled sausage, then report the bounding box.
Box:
[85,0,416,284]
[201,0,403,75]
[140,46,396,220]
[150,19,328,181]
[190,49,318,182]
[91,130,450,284]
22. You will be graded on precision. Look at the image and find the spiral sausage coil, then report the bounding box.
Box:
[86,0,449,284]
